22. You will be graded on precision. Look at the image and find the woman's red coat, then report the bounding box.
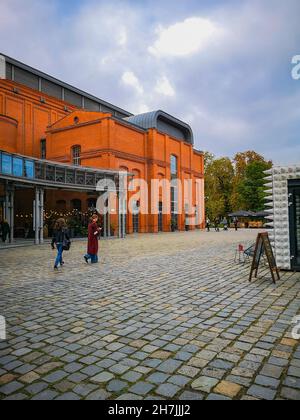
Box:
[87,222,100,255]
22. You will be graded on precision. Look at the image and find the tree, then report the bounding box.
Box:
[205,157,234,220]
[237,160,272,212]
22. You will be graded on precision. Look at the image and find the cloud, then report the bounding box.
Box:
[155,76,175,97]
[0,0,299,165]
[149,17,223,57]
[121,71,144,95]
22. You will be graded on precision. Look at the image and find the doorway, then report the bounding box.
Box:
[289,181,300,271]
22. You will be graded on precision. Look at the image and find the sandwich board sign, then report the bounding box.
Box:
[249,232,280,284]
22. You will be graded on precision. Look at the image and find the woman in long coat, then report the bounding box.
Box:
[84,214,102,264]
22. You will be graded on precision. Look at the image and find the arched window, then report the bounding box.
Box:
[72,145,81,166]
[71,199,82,211]
[56,200,66,210]
[87,198,97,210]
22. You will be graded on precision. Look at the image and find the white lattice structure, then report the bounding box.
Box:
[264,165,300,270]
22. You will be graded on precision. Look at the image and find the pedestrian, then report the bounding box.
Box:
[222,217,228,231]
[84,214,102,264]
[206,218,211,232]
[51,218,70,271]
[234,217,239,231]
[214,218,220,232]
[0,219,10,243]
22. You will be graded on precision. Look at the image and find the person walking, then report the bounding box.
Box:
[84,214,102,264]
[214,217,220,232]
[234,217,239,231]
[0,219,10,243]
[206,218,211,232]
[51,218,70,271]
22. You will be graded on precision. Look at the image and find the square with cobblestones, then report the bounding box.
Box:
[0,230,300,400]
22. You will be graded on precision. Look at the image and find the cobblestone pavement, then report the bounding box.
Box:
[0,230,300,400]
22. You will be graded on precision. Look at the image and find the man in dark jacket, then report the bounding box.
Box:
[51,218,70,270]
[0,220,10,243]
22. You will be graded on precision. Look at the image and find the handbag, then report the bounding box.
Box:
[63,238,71,251]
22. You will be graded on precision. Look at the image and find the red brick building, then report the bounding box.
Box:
[0,54,204,238]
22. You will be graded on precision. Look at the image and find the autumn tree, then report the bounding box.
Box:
[205,157,234,220]
[237,160,272,212]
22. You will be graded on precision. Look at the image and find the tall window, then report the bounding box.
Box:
[40,139,46,160]
[170,155,178,230]
[72,145,81,166]
[170,155,178,177]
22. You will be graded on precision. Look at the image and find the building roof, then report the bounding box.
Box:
[0,54,132,119]
[125,110,194,144]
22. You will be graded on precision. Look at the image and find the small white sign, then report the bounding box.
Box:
[0,316,6,340]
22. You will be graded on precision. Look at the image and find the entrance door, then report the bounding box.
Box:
[158,202,163,232]
[289,184,300,271]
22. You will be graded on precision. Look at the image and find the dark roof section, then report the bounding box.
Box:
[124,110,194,145]
[1,54,132,119]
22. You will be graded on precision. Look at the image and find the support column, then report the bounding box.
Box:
[118,190,127,239]
[39,189,44,244]
[34,187,40,245]
[4,183,14,244]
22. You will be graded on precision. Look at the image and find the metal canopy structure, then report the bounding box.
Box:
[0,150,128,244]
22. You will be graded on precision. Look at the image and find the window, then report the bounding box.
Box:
[72,146,81,166]
[56,200,66,210]
[71,199,82,211]
[170,155,178,177]
[40,139,46,160]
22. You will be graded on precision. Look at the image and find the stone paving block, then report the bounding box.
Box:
[55,392,81,401]
[80,365,103,376]
[31,390,59,401]
[156,383,180,398]
[43,370,69,384]
[283,376,300,389]
[214,381,242,398]
[260,364,283,379]
[115,393,143,400]
[73,384,98,397]
[157,360,182,374]
[26,382,49,395]
[129,382,155,396]
[207,393,231,401]
[0,381,24,395]
[107,379,128,393]
[168,375,190,387]
[19,372,40,384]
[179,391,204,400]
[254,375,280,389]
[280,387,300,400]
[191,376,219,393]
[147,372,170,384]
[247,385,276,400]
[0,374,17,386]
[91,371,115,384]
[287,367,300,378]
[121,371,143,383]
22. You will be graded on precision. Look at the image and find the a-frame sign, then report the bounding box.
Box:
[249,232,280,284]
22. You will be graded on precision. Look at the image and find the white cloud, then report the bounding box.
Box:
[121,71,144,95]
[149,17,223,57]
[118,27,128,47]
[155,76,175,97]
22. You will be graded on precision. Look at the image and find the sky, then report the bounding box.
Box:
[0,0,299,164]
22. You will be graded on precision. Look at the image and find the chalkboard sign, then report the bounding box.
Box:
[249,232,280,284]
